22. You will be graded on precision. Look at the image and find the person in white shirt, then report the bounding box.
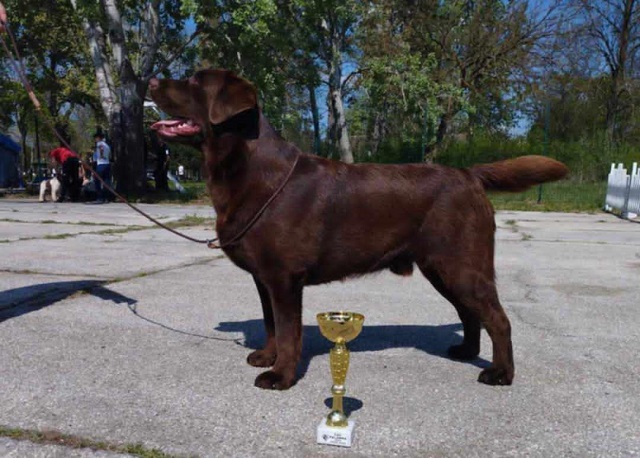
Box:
[93,132,111,203]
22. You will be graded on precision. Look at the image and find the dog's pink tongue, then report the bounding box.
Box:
[151,119,182,130]
[151,119,201,137]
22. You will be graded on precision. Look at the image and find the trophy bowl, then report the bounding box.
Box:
[316,312,365,344]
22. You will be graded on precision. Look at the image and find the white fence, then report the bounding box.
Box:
[605,162,639,219]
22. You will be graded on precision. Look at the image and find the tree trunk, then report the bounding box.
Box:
[154,152,169,191]
[605,79,619,143]
[325,28,354,164]
[329,87,354,163]
[115,62,147,195]
[424,111,451,163]
[102,0,126,69]
[150,131,169,191]
[608,0,635,143]
[72,0,161,196]
[308,84,322,156]
[139,1,161,77]
[370,109,386,158]
[70,0,119,121]
[17,111,29,176]
[326,90,336,157]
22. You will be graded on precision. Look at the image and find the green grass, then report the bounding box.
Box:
[489,180,607,213]
[0,425,185,458]
[165,214,215,228]
[43,233,75,240]
[94,226,148,236]
[3,175,608,214]
[0,218,61,225]
[181,181,208,195]
[143,179,606,213]
[0,218,121,226]
[160,180,607,213]
[138,182,210,204]
[71,221,120,227]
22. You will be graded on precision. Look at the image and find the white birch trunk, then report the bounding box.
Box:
[102,0,126,71]
[69,0,119,121]
[140,0,161,78]
[327,36,354,164]
[330,86,354,163]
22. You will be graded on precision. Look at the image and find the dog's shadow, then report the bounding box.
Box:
[0,280,136,323]
[215,319,490,379]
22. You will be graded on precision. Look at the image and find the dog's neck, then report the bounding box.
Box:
[211,106,260,140]
[206,110,298,166]
[205,111,300,235]
[256,113,282,141]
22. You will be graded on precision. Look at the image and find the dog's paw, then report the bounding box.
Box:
[478,366,514,386]
[254,370,296,390]
[448,343,480,360]
[247,350,276,367]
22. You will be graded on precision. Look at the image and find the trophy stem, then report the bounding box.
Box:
[327,341,349,427]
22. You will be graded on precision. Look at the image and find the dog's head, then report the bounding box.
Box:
[148,69,258,146]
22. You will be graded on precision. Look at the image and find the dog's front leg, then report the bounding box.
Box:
[254,277,303,390]
[247,276,277,367]
[39,182,47,202]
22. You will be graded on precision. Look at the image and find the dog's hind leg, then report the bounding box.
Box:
[420,264,481,360]
[417,259,514,386]
[416,190,514,385]
[253,275,303,390]
[247,276,277,368]
[469,283,514,386]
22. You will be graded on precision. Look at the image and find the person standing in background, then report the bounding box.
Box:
[93,132,111,203]
[48,145,81,202]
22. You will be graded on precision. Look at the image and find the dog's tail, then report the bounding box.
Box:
[470,155,569,192]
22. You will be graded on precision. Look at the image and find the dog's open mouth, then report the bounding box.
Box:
[151,119,201,138]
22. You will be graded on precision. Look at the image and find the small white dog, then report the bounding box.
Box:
[39,177,61,202]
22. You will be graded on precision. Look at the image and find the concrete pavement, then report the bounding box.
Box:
[1,199,639,457]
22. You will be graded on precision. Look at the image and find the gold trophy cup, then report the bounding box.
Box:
[316,311,365,447]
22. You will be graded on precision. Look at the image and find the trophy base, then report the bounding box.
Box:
[316,420,355,447]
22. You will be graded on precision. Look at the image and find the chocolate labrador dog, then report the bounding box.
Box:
[149,69,568,390]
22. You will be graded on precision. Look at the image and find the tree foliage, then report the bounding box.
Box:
[0,0,103,177]
[1,0,638,190]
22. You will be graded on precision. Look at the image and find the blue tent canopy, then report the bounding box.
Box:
[0,133,22,187]
[0,133,21,154]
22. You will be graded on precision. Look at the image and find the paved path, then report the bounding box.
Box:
[1,199,639,457]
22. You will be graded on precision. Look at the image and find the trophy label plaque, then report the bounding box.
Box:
[317,420,355,447]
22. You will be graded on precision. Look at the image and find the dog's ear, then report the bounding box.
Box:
[207,72,258,125]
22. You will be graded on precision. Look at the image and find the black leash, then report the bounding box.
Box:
[0,20,299,250]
